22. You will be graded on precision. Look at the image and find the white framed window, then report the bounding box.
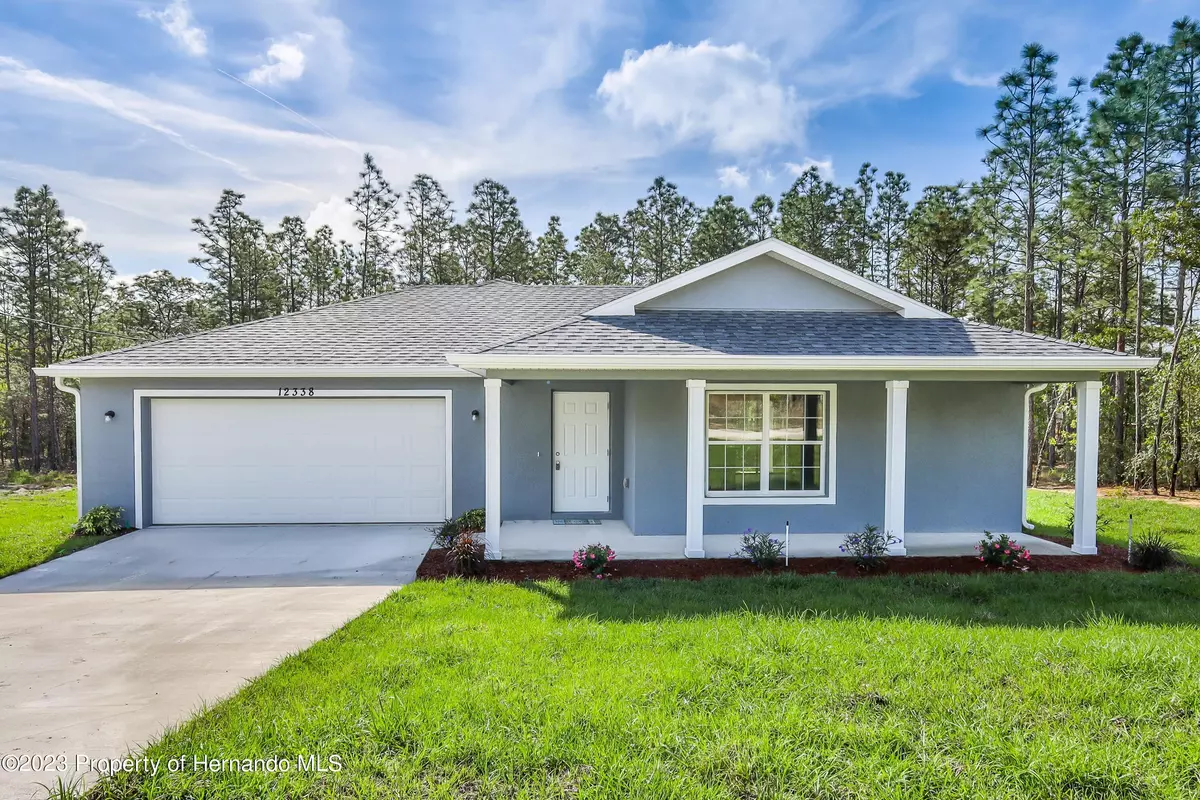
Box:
[705,385,835,501]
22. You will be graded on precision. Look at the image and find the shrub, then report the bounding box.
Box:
[74,505,126,537]
[444,529,487,576]
[840,524,898,571]
[735,529,786,569]
[6,469,35,485]
[430,508,487,549]
[458,508,485,532]
[430,517,461,549]
[975,531,1032,571]
[1129,532,1180,571]
[572,543,615,578]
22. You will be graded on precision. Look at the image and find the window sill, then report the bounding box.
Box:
[703,495,836,506]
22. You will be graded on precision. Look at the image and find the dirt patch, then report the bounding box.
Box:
[1036,483,1200,508]
[417,546,1141,582]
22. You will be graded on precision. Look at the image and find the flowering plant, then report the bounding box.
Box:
[840,524,899,571]
[572,543,616,577]
[975,531,1032,571]
[735,529,786,569]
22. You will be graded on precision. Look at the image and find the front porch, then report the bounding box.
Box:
[498,520,1075,561]
[481,376,1103,561]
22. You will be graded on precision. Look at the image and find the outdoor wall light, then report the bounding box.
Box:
[471,410,480,421]
[103,410,116,423]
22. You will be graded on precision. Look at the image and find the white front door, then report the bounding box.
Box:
[552,391,610,513]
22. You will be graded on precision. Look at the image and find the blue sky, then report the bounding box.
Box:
[0,0,1195,277]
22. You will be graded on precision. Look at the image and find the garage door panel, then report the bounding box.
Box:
[150,397,448,524]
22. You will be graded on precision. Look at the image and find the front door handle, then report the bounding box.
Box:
[555,461,561,471]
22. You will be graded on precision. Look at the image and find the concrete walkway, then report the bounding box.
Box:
[0,524,431,800]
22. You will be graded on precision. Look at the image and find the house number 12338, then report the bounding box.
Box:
[277,387,316,397]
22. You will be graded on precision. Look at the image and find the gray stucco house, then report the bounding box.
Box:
[40,239,1154,559]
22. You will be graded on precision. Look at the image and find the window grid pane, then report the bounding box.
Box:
[708,390,826,494]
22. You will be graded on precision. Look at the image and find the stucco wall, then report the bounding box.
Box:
[76,375,1024,536]
[501,380,625,520]
[77,377,486,526]
[620,379,1024,536]
[623,381,688,534]
[641,254,888,312]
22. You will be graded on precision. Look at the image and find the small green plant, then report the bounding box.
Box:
[73,505,126,537]
[444,529,487,576]
[735,529,786,569]
[572,543,616,578]
[840,524,898,571]
[458,508,485,532]
[1129,532,1180,571]
[7,468,35,485]
[430,508,486,549]
[430,517,461,549]
[976,531,1032,571]
[5,469,74,488]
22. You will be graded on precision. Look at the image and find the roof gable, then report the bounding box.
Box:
[585,239,950,319]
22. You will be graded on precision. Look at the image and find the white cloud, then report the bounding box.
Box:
[305,195,358,243]
[950,66,1001,88]
[598,41,801,153]
[716,165,749,189]
[247,35,315,87]
[784,157,835,182]
[139,0,207,58]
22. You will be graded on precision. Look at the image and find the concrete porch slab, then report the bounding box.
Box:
[498,521,1075,561]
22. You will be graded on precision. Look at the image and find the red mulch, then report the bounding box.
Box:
[416,544,1139,583]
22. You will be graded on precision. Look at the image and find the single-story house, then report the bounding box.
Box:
[39,239,1156,559]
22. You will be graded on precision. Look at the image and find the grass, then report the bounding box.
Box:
[1028,487,1200,564]
[0,489,100,578]
[89,571,1200,799]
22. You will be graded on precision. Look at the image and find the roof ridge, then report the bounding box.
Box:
[469,314,587,353]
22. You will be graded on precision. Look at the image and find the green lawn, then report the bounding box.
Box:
[88,571,1200,799]
[0,489,99,578]
[1028,487,1200,563]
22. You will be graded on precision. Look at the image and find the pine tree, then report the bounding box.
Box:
[873,171,910,287]
[304,226,338,308]
[691,195,752,264]
[347,153,398,296]
[400,174,453,285]
[575,213,627,285]
[749,194,775,241]
[533,216,573,284]
[465,179,531,282]
[776,166,840,259]
[270,216,307,312]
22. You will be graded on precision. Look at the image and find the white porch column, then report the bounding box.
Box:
[685,379,707,558]
[883,380,909,555]
[484,377,502,559]
[1072,380,1101,555]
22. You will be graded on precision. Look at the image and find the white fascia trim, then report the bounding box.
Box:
[583,238,950,319]
[445,354,1159,372]
[35,365,471,379]
[131,388,455,529]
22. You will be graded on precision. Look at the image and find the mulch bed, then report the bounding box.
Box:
[416,544,1140,583]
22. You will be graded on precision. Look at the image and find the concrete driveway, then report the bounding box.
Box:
[0,524,431,800]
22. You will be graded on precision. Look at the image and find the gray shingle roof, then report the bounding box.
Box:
[478,310,1130,359]
[54,283,1134,370]
[58,282,637,367]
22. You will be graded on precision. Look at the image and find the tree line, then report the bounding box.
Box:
[1,17,1198,495]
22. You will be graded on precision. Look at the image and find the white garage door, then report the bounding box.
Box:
[150,397,449,524]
